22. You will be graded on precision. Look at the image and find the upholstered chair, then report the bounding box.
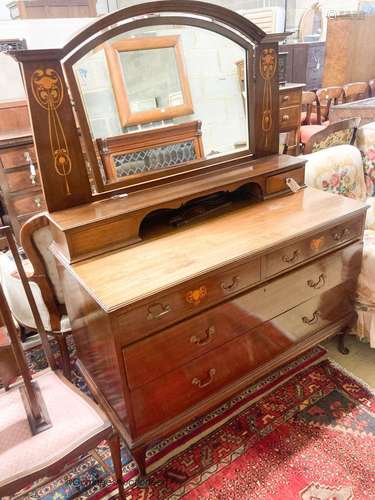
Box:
[302,117,360,155]
[356,121,375,197]
[304,143,375,348]
[0,214,72,378]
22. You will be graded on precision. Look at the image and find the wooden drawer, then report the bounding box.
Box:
[124,300,262,390]
[124,242,361,390]
[264,217,362,278]
[130,321,292,434]
[0,145,35,169]
[266,167,304,194]
[271,282,352,342]
[12,190,46,216]
[279,105,300,131]
[4,168,40,192]
[116,257,261,345]
[279,90,301,107]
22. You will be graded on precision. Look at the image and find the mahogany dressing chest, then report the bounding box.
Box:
[13,1,367,480]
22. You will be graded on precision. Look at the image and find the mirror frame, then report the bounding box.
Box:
[103,35,193,127]
[13,1,286,212]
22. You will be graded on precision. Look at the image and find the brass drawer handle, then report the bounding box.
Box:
[282,95,290,102]
[146,303,171,320]
[307,273,326,290]
[302,310,320,325]
[192,368,216,389]
[34,196,41,209]
[282,250,300,264]
[282,114,290,121]
[190,326,215,346]
[332,228,350,241]
[221,276,240,293]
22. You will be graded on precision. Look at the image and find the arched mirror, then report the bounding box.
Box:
[66,22,252,191]
[298,2,323,42]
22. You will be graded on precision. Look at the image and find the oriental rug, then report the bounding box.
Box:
[9,344,375,500]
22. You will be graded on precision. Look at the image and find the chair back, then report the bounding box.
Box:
[343,82,369,103]
[316,86,343,123]
[303,117,360,154]
[20,214,64,331]
[301,91,318,125]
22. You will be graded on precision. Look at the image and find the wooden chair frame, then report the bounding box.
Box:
[343,82,369,103]
[316,86,343,124]
[19,214,72,379]
[303,117,360,154]
[301,91,318,125]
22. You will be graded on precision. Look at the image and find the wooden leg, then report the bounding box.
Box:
[338,314,356,355]
[108,431,125,499]
[132,444,148,487]
[55,332,72,380]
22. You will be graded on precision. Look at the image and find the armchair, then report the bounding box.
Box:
[0,214,72,379]
[304,143,375,348]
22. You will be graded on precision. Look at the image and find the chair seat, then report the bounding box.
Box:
[300,124,327,144]
[300,111,319,125]
[0,370,110,491]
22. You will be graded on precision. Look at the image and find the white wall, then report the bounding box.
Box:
[0,18,94,101]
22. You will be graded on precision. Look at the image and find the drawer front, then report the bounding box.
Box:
[124,243,361,390]
[271,282,352,342]
[279,105,300,131]
[266,167,304,194]
[130,322,292,434]
[12,191,46,216]
[0,146,36,169]
[279,90,301,107]
[5,168,40,192]
[265,217,362,278]
[116,257,261,345]
[124,301,262,390]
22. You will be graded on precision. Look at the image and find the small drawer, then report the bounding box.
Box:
[0,146,36,169]
[12,191,46,216]
[279,90,301,107]
[266,167,304,194]
[124,300,262,390]
[264,217,362,278]
[271,282,352,342]
[5,168,40,192]
[116,257,261,345]
[130,322,292,434]
[279,105,301,131]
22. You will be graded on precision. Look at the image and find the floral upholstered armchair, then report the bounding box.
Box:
[304,144,375,349]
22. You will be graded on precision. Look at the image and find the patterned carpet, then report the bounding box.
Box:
[8,342,375,499]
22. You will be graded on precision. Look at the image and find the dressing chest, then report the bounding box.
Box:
[13,1,367,480]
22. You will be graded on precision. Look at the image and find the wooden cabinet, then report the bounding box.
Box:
[7,0,96,19]
[282,42,325,90]
[279,83,305,154]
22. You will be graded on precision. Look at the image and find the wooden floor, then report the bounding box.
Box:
[324,336,375,387]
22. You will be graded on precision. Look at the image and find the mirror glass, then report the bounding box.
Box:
[72,25,249,185]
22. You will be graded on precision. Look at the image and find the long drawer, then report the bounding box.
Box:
[0,145,36,169]
[279,105,300,131]
[265,216,362,278]
[123,243,361,390]
[116,257,261,345]
[130,320,293,434]
[130,281,352,434]
[12,190,46,216]
[5,168,40,192]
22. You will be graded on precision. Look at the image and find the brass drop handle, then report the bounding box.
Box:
[221,276,240,293]
[190,326,215,346]
[282,114,290,121]
[282,95,290,102]
[192,368,216,389]
[34,196,41,209]
[307,273,326,290]
[282,249,300,264]
[302,310,320,325]
[332,228,350,241]
[147,303,172,320]
[24,151,37,185]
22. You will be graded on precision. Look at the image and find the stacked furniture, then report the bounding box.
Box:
[281,41,325,91]
[13,1,367,483]
[0,100,45,245]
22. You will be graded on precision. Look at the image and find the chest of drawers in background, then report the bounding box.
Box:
[279,83,305,155]
[0,100,46,247]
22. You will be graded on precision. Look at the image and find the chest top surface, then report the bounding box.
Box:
[55,187,366,312]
